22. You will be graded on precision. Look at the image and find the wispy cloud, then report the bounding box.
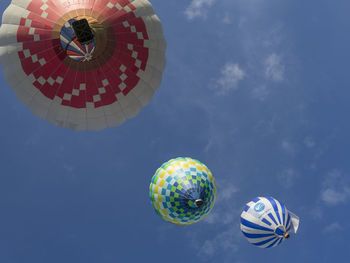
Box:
[251,85,270,101]
[281,139,296,154]
[321,170,350,205]
[219,183,239,202]
[304,136,316,148]
[265,53,285,82]
[215,63,245,95]
[63,163,75,173]
[310,206,323,220]
[239,23,290,101]
[321,188,350,205]
[323,222,343,233]
[277,168,299,188]
[197,226,239,259]
[190,180,241,259]
[204,181,239,224]
[184,0,216,20]
[221,13,232,24]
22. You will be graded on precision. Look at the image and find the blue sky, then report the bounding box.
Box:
[1,0,350,262]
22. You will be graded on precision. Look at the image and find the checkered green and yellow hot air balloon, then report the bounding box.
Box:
[150,157,216,225]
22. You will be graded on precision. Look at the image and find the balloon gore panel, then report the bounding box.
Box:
[240,196,300,248]
[0,0,166,130]
[150,157,217,225]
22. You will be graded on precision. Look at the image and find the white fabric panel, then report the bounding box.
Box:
[12,80,39,107]
[103,102,127,128]
[245,236,275,245]
[140,14,166,72]
[116,91,143,119]
[143,38,166,52]
[0,44,22,68]
[148,66,163,89]
[86,102,105,119]
[65,107,87,131]
[11,0,60,22]
[0,24,20,45]
[142,14,164,39]
[2,5,30,26]
[147,47,166,72]
[275,198,284,225]
[240,225,274,235]
[87,116,107,131]
[9,0,31,10]
[45,101,88,131]
[2,4,56,29]
[27,89,52,118]
[130,79,155,106]
[132,0,154,18]
[0,42,44,106]
[137,64,163,91]
[259,238,280,248]
[288,210,300,234]
[105,111,126,128]
[5,70,40,107]
[45,98,69,128]
[241,211,276,230]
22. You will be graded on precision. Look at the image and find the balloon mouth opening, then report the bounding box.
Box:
[274,226,287,237]
[72,19,95,45]
[60,17,102,63]
[195,199,204,207]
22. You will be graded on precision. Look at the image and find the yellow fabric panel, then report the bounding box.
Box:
[159,180,165,187]
[159,170,167,178]
[167,167,175,175]
[181,162,189,168]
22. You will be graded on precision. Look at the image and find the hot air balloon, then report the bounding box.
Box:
[0,0,166,130]
[150,157,216,225]
[240,196,299,248]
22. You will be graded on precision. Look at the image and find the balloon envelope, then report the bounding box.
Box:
[150,157,216,225]
[0,0,166,130]
[240,196,299,248]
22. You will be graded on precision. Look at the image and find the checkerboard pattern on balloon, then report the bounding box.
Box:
[150,157,216,225]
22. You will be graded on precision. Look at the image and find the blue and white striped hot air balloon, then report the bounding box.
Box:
[240,196,300,248]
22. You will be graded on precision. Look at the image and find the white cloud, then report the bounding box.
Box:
[281,139,296,154]
[63,163,75,173]
[184,0,216,20]
[304,136,316,148]
[277,168,298,188]
[310,206,323,220]
[321,188,350,205]
[323,222,342,233]
[219,183,239,202]
[265,53,284,82]
[199,239,215,257]
[204,181,239,225]
[251,85,270,101]
[204,182,239,225]
[196,180,241,259]
[187,180,240,259]
[197,226,239,259]
[321,170,350,205]
[221,13,232,24]
[215,63,245,95]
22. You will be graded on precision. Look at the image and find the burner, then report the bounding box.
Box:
[72,19,94,44]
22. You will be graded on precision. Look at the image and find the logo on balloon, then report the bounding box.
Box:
[254,203,265,212]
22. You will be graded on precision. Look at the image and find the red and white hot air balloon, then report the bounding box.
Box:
[0,0,166,130]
